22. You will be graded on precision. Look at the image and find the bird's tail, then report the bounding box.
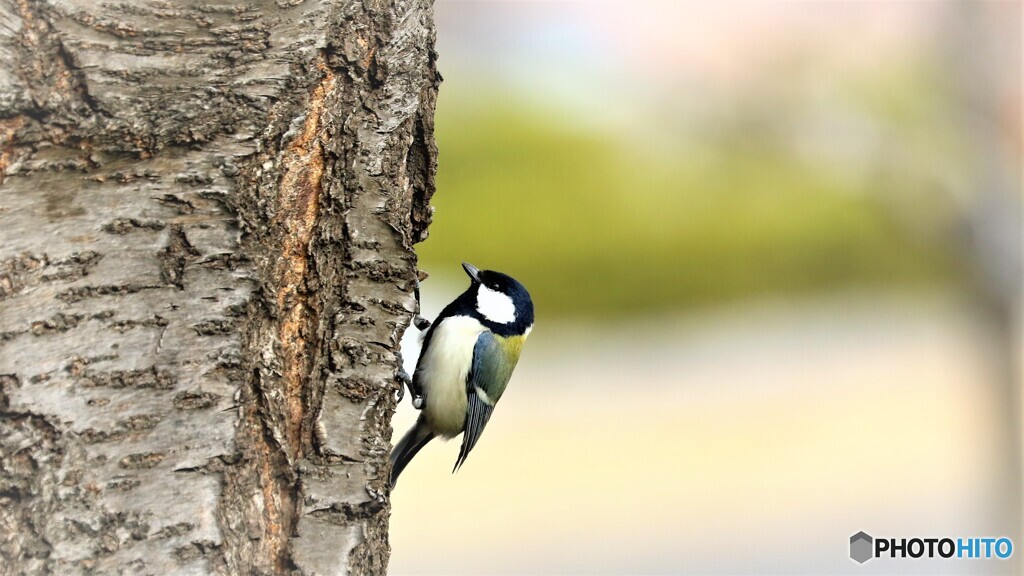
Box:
[389,415,434,488]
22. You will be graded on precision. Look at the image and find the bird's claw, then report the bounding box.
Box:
[396,366,425,410]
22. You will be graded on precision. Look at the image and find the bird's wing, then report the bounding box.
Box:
[453,331,525,471]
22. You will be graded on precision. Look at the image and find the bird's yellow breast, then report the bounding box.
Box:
[497,333,527,358]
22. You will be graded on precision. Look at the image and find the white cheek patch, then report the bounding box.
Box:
[476,285,516,324]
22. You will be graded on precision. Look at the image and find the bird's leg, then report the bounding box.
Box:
[393,371,405,403]
[396,274,429,409]
[412,281,431,331]
[396,367,425,409]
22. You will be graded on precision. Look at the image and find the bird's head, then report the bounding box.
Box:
[462,262,534,335]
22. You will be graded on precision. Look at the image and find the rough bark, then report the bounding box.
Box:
[0,1,438,574]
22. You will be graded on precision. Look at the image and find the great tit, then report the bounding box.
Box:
[390,262,534,487]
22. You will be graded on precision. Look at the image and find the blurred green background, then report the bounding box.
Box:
[391,2,1021,575]
[421,80,952,317]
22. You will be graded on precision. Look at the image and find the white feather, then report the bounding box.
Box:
[473,386,493,406]
[476,285,516,324]
[417,316,484,437]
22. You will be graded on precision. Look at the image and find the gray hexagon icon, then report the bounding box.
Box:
[850,531,873,564]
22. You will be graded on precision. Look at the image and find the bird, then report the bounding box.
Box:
[390,262,534,487]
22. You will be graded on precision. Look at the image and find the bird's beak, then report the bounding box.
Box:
[462,262,481,283]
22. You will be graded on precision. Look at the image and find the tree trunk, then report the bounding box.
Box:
[945,2,1022,561]
[0,0,438,574]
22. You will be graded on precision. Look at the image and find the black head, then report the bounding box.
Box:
[460,262,534,336]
